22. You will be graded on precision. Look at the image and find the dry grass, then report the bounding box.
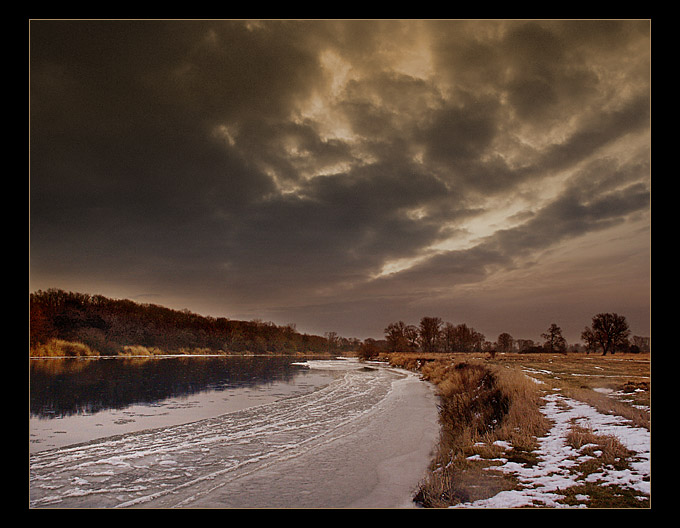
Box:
[485,352,651,431]
[120,345,161,356]
[388,355,551,507]
[119,345,216,356]
[493,367,553,452]
[30,341,226,358]
[29,338,97,357]
[557,482,650,508]
[562,386,649,430]
[566,424,635,470]
[559,423,650,508]
[387,351,650,508]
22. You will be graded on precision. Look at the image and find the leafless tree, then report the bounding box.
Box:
[541,323,567,353]
[419,316,443,353]
[384,321,409,352]
[497,332,514,353]
[586,313,630,355]
[580,327,598,354]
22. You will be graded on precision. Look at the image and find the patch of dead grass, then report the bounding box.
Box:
[562,387,649,430]
[387,352,650,508]
[408,359,550,507]
[566,424,636,473]
[556,483,650,508]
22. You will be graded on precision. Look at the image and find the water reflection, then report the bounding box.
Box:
[30,355,313,419]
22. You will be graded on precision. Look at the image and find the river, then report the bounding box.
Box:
[29,356,440,508]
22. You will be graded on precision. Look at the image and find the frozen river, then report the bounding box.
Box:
[29,357,440,508]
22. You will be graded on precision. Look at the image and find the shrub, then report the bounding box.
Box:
[30,338,96,357]
[121,345,163,356]
[357,339,381,361]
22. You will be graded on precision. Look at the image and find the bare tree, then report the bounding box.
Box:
[419,316,443,353]
[384,321,409,352]
[516,339,534,353]
[357,338,381,361]
[404,324,420,351]
[325,331,339,353]
[632,335,650,353]
[587,313,630,355]
[497,332,514,353]
[580,327,598,354]
[448,323,485,352]
[541,323,567,353]
[442,323,457,353]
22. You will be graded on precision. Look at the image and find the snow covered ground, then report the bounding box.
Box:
[453,388,651,508]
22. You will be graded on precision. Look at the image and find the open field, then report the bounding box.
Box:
[384,352,651,508]
[490,352,650,429]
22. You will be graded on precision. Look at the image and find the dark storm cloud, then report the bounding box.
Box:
[187,157,458,306]
[487,182,650,258]
[30,21,321,269]
[423,95,500,166]
[369,149,650,291]
[422,20,649,190]
[30,19,650,339]
[533,95,650,175]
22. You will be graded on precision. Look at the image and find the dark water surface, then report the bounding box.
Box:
[29,356,440,508]
[29,355,338,453]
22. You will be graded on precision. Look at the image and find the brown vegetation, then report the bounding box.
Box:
[30,338,98,358]
[566,424,635,471]
[30,289,354,357]
[388,353,551,507]
[382,314,647,356]
[387,351,650,508]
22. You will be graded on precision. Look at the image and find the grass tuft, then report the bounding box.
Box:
[566,424,636,473]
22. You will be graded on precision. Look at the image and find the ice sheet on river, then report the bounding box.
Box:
[29,359,440,508]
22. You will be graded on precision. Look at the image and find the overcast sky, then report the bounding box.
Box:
[29,19,650,343]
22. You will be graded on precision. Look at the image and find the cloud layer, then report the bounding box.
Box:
[30,20,651,342]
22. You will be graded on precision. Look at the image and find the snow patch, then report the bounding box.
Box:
[453,392,650,508]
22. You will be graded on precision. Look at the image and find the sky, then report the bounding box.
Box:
[29,19,651,344]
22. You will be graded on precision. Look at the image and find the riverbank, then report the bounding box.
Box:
[29,338,342,358]
[385,352,651,508]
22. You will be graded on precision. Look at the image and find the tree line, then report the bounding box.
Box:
[29,289,355,356]
[361,313,649,359]
[30,289,649,359]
